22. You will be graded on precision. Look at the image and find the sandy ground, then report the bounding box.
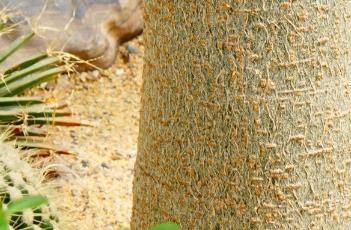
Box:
[40,38,143,230]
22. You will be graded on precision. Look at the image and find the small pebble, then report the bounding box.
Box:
[92,70,100,78]
[71,189,81,197]
[115,68,125,76]
[111,152,123,161]
[101,163,110,169]
[80,72,88,82]
[127,44,139,54]
[70,130,77,138]
[81,160,89,167]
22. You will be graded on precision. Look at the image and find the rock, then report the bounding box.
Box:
[115,68,125,76]
[70,130,77,139]
[90,70,100,80]
[81,160,89,168]
[111,151,123,161]
[101,162,110,169]
[126,44,139,54]
[57,75,71,88]
[71,189,81,197]
[79,72,88,82]
[44,80,57,90]
[105,225,114,230]
[0,0,143,71]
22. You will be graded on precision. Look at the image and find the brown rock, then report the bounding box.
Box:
[0,0,143,71]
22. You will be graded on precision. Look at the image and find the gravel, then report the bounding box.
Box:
[45,37,143,229]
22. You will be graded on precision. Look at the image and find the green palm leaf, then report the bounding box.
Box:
[0,27,87,154]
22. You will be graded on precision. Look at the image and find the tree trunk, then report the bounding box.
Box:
[132,1,351,229]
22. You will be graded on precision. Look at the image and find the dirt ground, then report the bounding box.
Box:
[42,38,144,230]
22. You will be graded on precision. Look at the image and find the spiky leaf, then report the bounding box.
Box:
[7,196,48,214]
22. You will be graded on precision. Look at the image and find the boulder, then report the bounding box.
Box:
[0,0,143,70]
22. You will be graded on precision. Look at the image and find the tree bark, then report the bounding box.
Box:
[132,1,351,229]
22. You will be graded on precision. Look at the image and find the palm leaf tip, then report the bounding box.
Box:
[0,31,35,64]
[0,24,88,154]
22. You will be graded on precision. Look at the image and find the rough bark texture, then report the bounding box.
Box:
[132,1,351,229]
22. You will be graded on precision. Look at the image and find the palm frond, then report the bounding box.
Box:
[0,28,89,155]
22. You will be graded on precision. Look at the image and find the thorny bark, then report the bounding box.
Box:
[132,1,351,229]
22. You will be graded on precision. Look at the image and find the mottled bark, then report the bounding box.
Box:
[132,1,351,229]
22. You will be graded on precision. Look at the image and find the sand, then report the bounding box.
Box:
[41,37,143,230]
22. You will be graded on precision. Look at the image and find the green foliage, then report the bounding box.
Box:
[0,16,80,229]
[0,195,48,230]
[0,28,89,153]
[7,195,48,214]
[150,222,180,230]
[0,32,35,64]
[0,142,60,230]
